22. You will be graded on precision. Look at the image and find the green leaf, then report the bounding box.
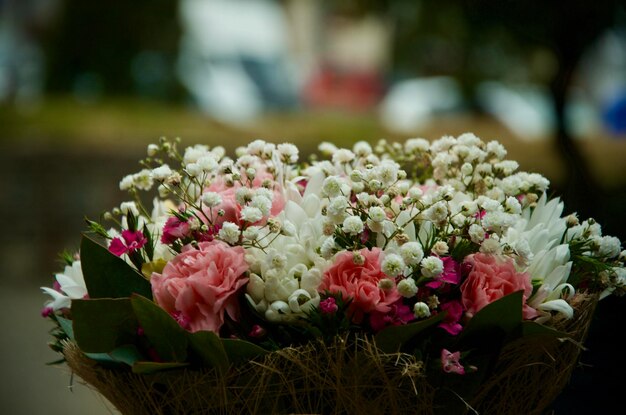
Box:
[374,312,447,353]
[131,294,188,362]
[519,321,569,339]
[188,330,229,372]
[458,290,523,345]
[221,339,269,364]
[132,361,189,374]
[80,234,152,299]
[72,298,138,353]
[57,316,74,340]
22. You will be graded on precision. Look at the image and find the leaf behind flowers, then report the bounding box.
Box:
[80,235,152,299]
[374,312,447,353]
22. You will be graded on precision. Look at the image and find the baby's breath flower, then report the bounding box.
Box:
[241,206,263,223]
[382,254,405,277]
[368,206,386,223]
[400,242,424,266]
[219,222,240,244]
[431,241,449,256]
[378,278,395,291]
[397,278,418,298]
[243,226,261,241]
[151,164,173,181]
[413,302,431,318]
[421,256,444,278]
[201,192,222,208]
[332,149,355,164]
[147,143,159,157]
[342,216,364,235]
[120,201,139,216]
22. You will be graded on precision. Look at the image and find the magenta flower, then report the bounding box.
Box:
[161,216,191,244]
[439,300,463,335]
[441,349,465,375]
[109,230,148,256]
[369,300,414,332]
[248,325,267,338]
[319,297,339,314]
[426,257,461,289]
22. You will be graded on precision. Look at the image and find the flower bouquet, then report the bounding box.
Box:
[42,134,624,415]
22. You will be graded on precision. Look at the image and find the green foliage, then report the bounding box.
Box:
[80,235,153,299]
[72,298,138,353]
[131,294,188,363]
[375,312,447,353]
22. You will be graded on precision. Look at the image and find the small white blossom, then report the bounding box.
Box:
[120,201,139,216]
[201,192,222,208]
[197,155,218,172]
[378,278,395,291]
[504,196,522,214]
[400,242,424,266]
[397,278,418,298]
[369,206,386,223]
[404,138,430,153]
[597,236,621,258]
[277,143,299,163]
[413,302,431,318]
[119,174,135,191]
[382,254,406,277]
[186,163,202,177]
[421,256,444,278]
[425,201,448,223]
[431,241,449,256]
[243,226,261,241]
[318,142,338,154]
[469,224,486,243]
[353,141,373,156]
[241,206,263,223]
[133,169,153,191]
[323,177,344,197]
[342,216,364,235]
[320,236,337,259]
[332,149,355,164]
[151,164,173,181]
[219,222,240,244]
[147,144,159,156]
[480,238,501,254]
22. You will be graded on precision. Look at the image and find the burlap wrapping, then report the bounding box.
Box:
[63,293,597,415]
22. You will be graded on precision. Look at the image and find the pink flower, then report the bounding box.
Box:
[319,248,401,323]
[150,240,249,333]
[441,349,465,375]
[369,300,414,332]
[109,230,147,256]
[438,300,464,335]
[161,216,191,244]
[460,253,538,320]
[426,256,460,289]
[319,297,339,314]
[248,324,266,338]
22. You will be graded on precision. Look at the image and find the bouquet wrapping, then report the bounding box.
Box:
[42,134,624,414]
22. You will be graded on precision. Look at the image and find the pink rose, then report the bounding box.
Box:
[319,248,401,323]
[150,240,249,333]
[460,253,538,320]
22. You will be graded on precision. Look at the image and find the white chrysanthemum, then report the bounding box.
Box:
[400,242,424,266]
[342,216,364,235]
[397,278,418,298]
[41,261,87,311]
[421,256,444,278]
[219,222,240,244]
[413,302,431,318]
[382,254,406,277]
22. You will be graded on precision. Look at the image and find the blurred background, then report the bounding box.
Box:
[1,0,625,413]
